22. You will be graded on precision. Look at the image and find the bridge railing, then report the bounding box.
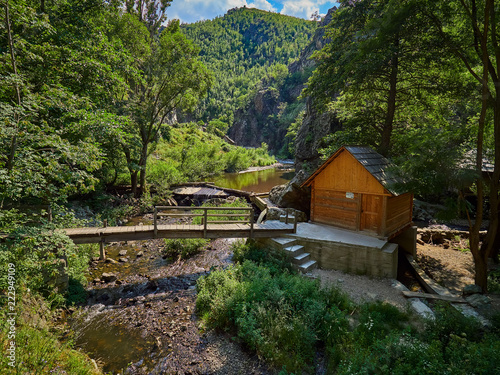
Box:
[153,206,255,238]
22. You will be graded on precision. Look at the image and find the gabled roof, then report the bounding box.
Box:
[460,150,494,173]
[302,146,404,195]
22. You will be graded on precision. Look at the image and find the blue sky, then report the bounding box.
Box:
[167,0,339,24]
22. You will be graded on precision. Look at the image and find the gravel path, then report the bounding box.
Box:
[312,268,410,310]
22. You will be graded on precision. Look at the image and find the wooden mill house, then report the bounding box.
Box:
[302,146,413,240]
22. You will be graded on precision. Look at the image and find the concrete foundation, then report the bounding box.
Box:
[390,225,417,257]
[259,221,399,278]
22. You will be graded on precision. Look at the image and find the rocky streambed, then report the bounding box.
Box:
[70,236,271,374]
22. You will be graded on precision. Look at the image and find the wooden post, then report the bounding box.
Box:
[293,214,297,233]
[103,219,108,228]
[99,239,106,261]
[203,208,208,238]
[250,208,254,239]
[285,210,289,224]
[154,207,158,238]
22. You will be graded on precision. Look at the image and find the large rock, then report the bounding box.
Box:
[294,97,340,174]
[269,170,311,213]
[266,207,308,222]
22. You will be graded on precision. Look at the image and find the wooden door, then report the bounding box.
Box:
[360,194,382,234]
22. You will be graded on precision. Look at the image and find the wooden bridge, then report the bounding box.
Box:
[63,206,296,259]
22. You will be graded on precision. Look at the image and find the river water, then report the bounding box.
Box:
[205,165,295,193]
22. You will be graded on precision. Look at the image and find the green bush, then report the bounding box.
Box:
[354,301,411,346]
[232,239,294,276]
[163,238,209,260]
[197,241,500,374]
[196,258,351,373]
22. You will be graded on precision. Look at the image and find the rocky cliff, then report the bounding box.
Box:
[293,8,340,175]
[229,8,337,155]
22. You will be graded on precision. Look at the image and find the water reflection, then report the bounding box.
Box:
[72,311,152,373]
[207,167,294,193]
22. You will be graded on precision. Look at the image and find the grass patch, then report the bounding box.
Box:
[163,238,209,260]
[0,293,99,374]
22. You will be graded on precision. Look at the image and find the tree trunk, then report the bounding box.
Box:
[473,249,489,291]
[138,143,148,198]
[131,171,138,197]
[379,36,399,157]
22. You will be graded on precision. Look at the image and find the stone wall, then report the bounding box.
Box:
[258,236,398,278]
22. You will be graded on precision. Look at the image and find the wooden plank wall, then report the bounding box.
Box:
[312,188,360,230]
[385,192,413,234]
[313,151,385,195]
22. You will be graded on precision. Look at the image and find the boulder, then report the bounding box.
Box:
[268,170,311,213]
[465,294,491,308]
[266,207,307,222]
[463,284,483,295]
[101,272,117,283]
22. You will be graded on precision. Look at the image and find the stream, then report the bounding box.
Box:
[69,166,292,373]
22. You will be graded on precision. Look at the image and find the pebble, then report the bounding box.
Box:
[119,250,128,256]
[119,257,129,263]
[137,251,144,257]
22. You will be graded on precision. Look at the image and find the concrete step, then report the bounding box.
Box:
[299,260,317,273]
[270,237,297,249]
[279,215,295,223]
[284,245,304,256]
[293,252,310,264]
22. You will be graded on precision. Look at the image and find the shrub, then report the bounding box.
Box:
[353,301,411,347]
[232,239,294,275]
[163,238,209,260]
[196,259,351,373]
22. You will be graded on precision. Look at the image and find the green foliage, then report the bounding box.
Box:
[146,124,275,191]
[353,301,411,347]
[232,240,295,276]
[181,7,317,123]
[197,242,353,372]
[197,243,500,374]
[0,207,96,307]
[0,294,98,374]
[163,238,209,260]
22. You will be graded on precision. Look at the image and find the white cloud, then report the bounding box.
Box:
[168,0,246,23]
[247,0,277,12]
[280,0,319,19]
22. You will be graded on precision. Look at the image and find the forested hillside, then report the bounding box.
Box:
[180,7,317,125]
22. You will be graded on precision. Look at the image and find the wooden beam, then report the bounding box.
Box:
[402,290,465,303]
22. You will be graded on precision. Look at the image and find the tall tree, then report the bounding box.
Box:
[119,14,212,195]
[424,0,500,291]
[305,0,449,157]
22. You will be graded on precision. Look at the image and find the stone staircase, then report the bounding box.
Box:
[270,237,317,273]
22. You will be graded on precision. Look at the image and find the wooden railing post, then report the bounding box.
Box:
[285,210,289,224]
[154,207,158,238]
[203,208,208,238]
[99,239,106,261]
[250,208,254,239]
[293,214,297,233]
